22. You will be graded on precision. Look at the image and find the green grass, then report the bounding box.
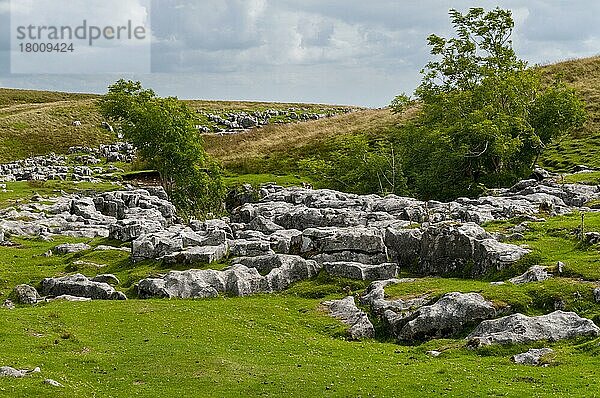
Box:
[485,212,600,280]
[223,173,313,188]
[0,181,120,209]
[2,205,600,395]
[562,171,600,185]
[4,298,600,397]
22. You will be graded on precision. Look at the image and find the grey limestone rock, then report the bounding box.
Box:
[512,348,554,366]
[40,274,126,300]
[467,311,600,347]
[11,284,40,304]
[509,265,551,284]
[54,243,91,254]
[323,262,397,280]
[322,296,374,340]
[396,292,496,341]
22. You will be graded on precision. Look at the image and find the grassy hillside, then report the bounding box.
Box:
[539,56,600,171]
[210,55,600,176]
[0,55,598,174]
[0,87,358,164]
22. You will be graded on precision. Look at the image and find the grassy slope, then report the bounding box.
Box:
[2,224,600,396]
[0,88,358,164]
[538,56,600,171]
[5,299,600,398]
[204,108,415,174]
[202,56,600,175]
[2,56,598,172]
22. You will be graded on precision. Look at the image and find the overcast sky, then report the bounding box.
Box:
[0,0,598,107]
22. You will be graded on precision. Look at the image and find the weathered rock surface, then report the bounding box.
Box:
[323,262,397,280]
[0,188,175,241]
[43,378,64,387]
[512,348,554,366]
[593,287,600,303]
[386,222,530,277]
[395,292,497,341]
[2,299,15,309]
[40,274,126,300]
[162,244,229,265]
[360,278,427,314]
[0,366,40,378]
[91,274,120,285]
[0,366,27,378]
[48,295,92,302]
[138,255,320,298]
[11,284,40,304]
[467,311,600,347]
[509,266,551,284]
[322,296,375,340]
[54,243,91,254]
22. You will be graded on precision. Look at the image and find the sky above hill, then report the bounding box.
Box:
[0,0,598,107]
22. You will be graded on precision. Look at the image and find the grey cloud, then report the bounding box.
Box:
[1,1,599,107]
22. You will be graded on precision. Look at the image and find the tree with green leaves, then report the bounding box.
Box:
[392,7,586,200]
[299,135,407,196]
[99,80,225,218]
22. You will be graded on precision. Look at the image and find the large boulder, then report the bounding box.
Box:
[311,251,389,265]
[109,219,164,242]
[131,231,184,262]
[301,227,387,255]
[322,296,375,340]
[384,228,422,266]
[137,269,225,299]
[467,311,600,347]
[395,292,497,341]
[162,244,228,265]
[360,278,427,314]
[228,239,274,257]
[40,274,126,300]
[233,254,321,291]
[386,222,529,277]
[137,265,265,298]
[138,255,320,299]
[70,197,101,220]
[269,229,302,254]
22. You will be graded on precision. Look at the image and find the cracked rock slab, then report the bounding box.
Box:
[396,292,496,341]
[322,296,374,340]
[467,311,600,347]
[323,262,397,280]
[40,274,126,300]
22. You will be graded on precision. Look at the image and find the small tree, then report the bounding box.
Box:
[99,80,225,218]
[396,7,585,200]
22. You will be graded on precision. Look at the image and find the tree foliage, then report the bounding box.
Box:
[99,80,225,218]
[396,7,586,200]
[299,135,407,196]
